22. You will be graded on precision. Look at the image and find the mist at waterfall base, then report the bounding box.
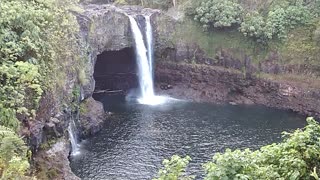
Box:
[70,101,305,179]
[128,15,169,105]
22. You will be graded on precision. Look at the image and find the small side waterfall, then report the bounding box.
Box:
[68,117,80,156]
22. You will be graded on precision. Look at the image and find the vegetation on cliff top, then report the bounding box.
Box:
[154,117,320,179]
[0,0,84,178]
[172,0,320,70]
[193,0,313,43]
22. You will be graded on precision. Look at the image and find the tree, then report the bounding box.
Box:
[194,0,243,30]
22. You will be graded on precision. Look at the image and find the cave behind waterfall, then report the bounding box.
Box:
[93,47,138,101]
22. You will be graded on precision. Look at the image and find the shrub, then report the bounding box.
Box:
[153,155,194,180]
[239,12,269,43]
[0,0,83,178]
[0,62,42,120]
[239,4,311,43]
[204,117,320,179]
[265,5,310,39]
[154,118,320,179]
[194,0,243,30]
[0,126,30,179]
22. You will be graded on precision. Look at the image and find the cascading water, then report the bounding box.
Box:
[68,118,80,156]
[128,16,154,98]
[145,16,153,77]
[128,15,167,105]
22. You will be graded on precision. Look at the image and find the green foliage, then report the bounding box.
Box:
[155,118,320,179]
[0,108,20,132]
[311,167,320,180]
[239,3,311,43]
[0,0,81,122]
[184,0,206,17]
[0,62,42,120]
[305,0,320,17]
[153,155,194,180]
[0,0,83,178]
[192,0,312,43]
[204,117,320,179]
[0,126,30,179]
[239,12,269,43]
[194,0,243,30]
[115,0,173,10]
[265,5,310,39]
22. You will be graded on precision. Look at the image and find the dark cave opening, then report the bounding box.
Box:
[93,47,139,101]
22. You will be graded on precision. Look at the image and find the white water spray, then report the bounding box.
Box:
[128,15,168,105]
[68,118,80,156]
[129,16,163,105]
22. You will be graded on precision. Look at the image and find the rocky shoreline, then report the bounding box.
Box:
[155,62,320,118]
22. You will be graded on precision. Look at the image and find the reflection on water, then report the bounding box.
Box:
[70,100,306,180]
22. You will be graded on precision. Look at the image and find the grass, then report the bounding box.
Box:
[172,19,261,58]
[278,24,320,66]
[171,14,320,68]
[260,73,320,89]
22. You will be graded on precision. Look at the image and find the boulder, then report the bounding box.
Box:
[79,97,107,136]
[34,140,80,180]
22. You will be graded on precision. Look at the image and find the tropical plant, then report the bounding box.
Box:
[239,3,311,43]
[204,117,320,179]
[0,0,83,178]
[239,12,269,43]
[153,155,194,180]
[194,0,243,30]
[0,126,30,179]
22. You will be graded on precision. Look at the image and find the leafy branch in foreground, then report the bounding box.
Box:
[153,155,194,180]
[0,126,30,179]
[154,117,320,180]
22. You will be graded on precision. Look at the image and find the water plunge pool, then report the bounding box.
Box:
[70,100,305,179]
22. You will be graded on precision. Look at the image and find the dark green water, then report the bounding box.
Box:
[70,100,306,179]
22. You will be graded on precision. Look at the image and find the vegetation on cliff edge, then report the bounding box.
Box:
[0,0,85,178]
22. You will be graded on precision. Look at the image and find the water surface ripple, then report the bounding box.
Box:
[70,101,305,179]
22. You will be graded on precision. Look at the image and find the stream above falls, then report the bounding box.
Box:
[70,100,306,179]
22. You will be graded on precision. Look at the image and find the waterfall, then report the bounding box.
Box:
[128,15,168,105]
[145,16,153,77]
[68,118,80,156]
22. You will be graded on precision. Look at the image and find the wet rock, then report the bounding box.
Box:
[79,97,107,137]
[34,140,80,180]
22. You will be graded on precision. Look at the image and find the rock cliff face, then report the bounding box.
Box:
[79,97,107,137]
[76,4,179,98]
[77,4,159,98]
[155,62,320,118]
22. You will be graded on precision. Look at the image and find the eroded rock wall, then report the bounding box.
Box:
[156,62,320,118]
